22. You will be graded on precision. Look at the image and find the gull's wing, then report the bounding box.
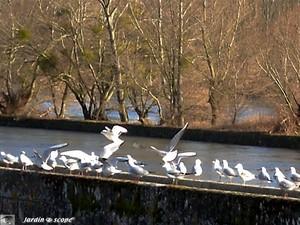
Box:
[108,156,146,167]
[112,125,128,136]
[149,146,167,156]
[177,152,196,157]
[291,173,300,182]
[162,150,178,162]
[280,179,296,190]
[223,167,236,177]
[60,150,91,161]
[49,143,69,150]
[175,152,197,164]
[6,153,18,163]
[262,169,272,181]
[99,142,121,159]
[165,122,188,152]
[128,164,149,177]
[41,143,69,161]
[241,169,255,180]
[33,150,42,159]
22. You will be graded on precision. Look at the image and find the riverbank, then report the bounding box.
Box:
[0,115,299,149]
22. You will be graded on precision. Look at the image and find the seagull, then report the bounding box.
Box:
[274,170,297,191]
[192,159,202,177]
[100,160,122,177]
[19,151,34,170]
[162,161,183,184]
[178,161,187,175]
[174,152,197,165]
[162,150,178,163]
[257,167,272,184]
[60,150,97,163]
[234,163,255,185]
[36,143,68,171]
[32,151,53,171]
[41,143,68,162]
[95,166,103,176]
[274,167,286,179]
[212,159,224,181]
[99,142,123,160]
[290,167,300,182]
[107,156,146,168]
[101,125,127,143]
[222,160,237,182]
[127,155,149,179]
[0,151,19,166]
[59,157,81,174]
[150,122,188,157]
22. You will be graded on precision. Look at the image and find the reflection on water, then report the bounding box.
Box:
[0,126,299,185]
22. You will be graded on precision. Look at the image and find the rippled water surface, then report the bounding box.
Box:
[0,126,299,184]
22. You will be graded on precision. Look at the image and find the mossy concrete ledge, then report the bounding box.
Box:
[0,168,299,225]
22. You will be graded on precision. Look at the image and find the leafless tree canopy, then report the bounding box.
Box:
[0,0,299,132]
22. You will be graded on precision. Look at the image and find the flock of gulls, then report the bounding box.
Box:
[0,123,299,192]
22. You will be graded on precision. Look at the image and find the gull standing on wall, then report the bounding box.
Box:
[162,161,183,184]
[222,160,237,182]
[178,161,187,176]
[212,159,224,181]
[192,159,203,177]
[257,167,272,185]
[290,167,300,183]
[274,169,297,191]
[100,160,122,177]
[0,151,18,167]
[32,151,53,171]
[42,143,69,170]
[274,167,286,179]
[19,151,33,170]
[127,154,149,179]
[234,163,256,185]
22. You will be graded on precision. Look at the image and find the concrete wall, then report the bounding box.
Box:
[0,168,299,225]
[0,116,300,149]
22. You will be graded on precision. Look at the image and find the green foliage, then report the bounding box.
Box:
[91,24,104,34]
[55,7,70,17]
[83,49,96,63]
[37,53,58,73]
[16,27,31,41]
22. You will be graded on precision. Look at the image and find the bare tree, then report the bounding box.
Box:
[97,0,129,122]
[257,3,300,130]
[193,0,246,125]
[37,0,116,120]
[0,0,41,116]
[129,0,196,126]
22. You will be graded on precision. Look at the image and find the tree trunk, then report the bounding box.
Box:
[208,87,219,126]
[174,0,184,126]
[100,1,128,122]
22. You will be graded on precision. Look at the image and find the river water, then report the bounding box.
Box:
[0,126,299,185]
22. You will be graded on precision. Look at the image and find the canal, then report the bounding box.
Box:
[0,126,299,186]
